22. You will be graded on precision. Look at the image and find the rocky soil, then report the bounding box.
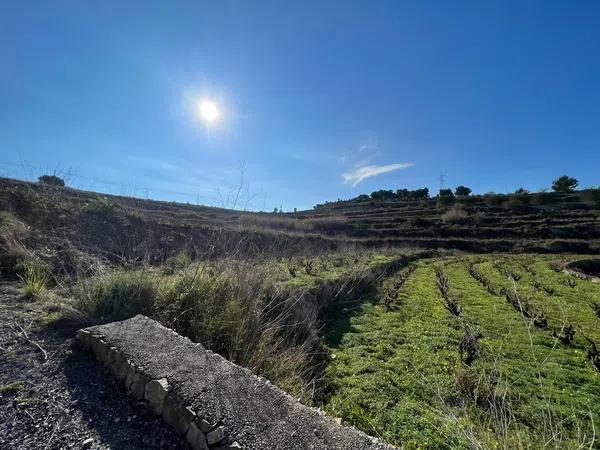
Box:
[0,282,186,449]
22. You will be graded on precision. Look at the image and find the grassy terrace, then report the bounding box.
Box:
[323,255,600,449]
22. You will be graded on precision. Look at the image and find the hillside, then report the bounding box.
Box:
[1,177,599,270]
[2,176,600,449]
[303,190,600,252]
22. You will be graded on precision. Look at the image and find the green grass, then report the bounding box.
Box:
[0,381,25,395]
[476,255,600,344]
[19,259,48,299]
[66,251,409,404]
[323,255,600,449]
[269,251,401,289]
[324,261,470,448]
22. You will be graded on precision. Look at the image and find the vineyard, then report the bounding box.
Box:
[324,255,600,449]
[2,177,600,448]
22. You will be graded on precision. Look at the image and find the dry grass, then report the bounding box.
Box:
[236,213,349,234]
[441,205,470,224]
[67,259,328,402]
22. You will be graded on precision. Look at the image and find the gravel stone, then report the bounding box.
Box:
[0,283,185,450]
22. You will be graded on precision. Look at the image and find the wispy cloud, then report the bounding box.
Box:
[342,163,414,187]
[359,140,378,153]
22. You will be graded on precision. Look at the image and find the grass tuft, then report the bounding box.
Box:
[0,381,25,395]
[19,259,48,300]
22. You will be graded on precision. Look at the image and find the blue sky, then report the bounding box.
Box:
[2,1,599,211]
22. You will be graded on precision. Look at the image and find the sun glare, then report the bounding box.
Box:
[197,100,221,124]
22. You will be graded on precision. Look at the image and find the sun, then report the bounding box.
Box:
[197,100,221,124]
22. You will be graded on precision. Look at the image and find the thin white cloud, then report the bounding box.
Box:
[342,163,414,187]
[359,137,378,153]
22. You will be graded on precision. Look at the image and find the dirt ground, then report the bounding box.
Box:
[0,282,186,450]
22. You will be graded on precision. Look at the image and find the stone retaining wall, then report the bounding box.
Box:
[77,315,393,450]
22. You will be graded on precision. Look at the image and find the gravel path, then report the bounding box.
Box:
[0,282,186,450]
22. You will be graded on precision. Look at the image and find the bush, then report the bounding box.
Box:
[552,175,578,193]
[437,189,455,207]
[19,259,48,300]
[454,186,472,196]
[38,175,65,187]
[153,262,323,395]
[164,250,193,273]
[71,261,327,402]
[441,205,470,224]
[74,270,156,323]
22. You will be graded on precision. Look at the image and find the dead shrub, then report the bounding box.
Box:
[553,324,576,346]
[435,267,461,316]
[584,336,600,371]
[460,328,483,366]
[237,214,349,235]
[441,205,470,224]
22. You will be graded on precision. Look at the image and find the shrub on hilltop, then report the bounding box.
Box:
[38,175,65,187]
[552,175,578,193]
[454,185,472,196]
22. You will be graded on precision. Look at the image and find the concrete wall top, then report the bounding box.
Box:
[78,315,394,450]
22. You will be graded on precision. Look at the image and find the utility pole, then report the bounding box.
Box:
[439,172,446,192]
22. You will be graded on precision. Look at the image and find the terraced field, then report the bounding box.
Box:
[3,176,600,448]
[324,255,600,449]
[2,178,599,260]
[305,192,600,253]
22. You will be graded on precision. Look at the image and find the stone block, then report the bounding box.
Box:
[124,363,137,391]
[104,346,117,367]
[207,426,225,446]
[186,421,209,450]
[197,418,212,433]
[92,338,109,363]
[129,368,148,400]
[110,350,130,381]
[145,378,170,415]
[76,329,92,348]
[162,392,196,435]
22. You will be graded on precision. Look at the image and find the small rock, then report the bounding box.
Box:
[207,426,225,446]
[81,438,94,449]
